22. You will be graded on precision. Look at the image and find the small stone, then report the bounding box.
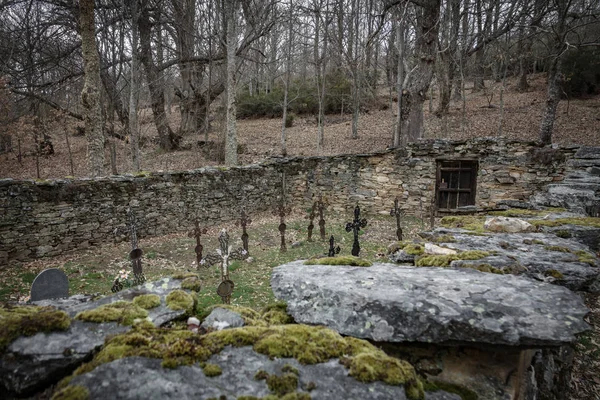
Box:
[484,216,534,233]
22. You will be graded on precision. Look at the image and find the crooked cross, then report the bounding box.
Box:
[188,220,207,269]
[328,235,341,257]
[238,209,252,253]
[345,205,368,257]
[273,201,292,253]
[317,197,326,241]
[390,197,403,241]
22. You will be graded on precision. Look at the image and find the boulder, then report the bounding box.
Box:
[388,250,415,264]
[201,307,245,331]
[424,243,457,255]
[272,261,589,346]
[484,216,534,233]
[0,278,190,397]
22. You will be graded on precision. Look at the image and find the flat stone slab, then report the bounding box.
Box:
[66,349,460,400]
[0,278,188,397]
[272,261,590,346]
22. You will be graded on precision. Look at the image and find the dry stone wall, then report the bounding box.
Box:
[0,138,579,265]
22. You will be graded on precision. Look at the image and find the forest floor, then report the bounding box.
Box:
[0,73,599,180]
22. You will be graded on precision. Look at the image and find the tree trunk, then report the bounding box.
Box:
[139,4,180,150]
[129,0,140,172]
[281,0,293,157]
[435,0,459,117]
[225,0,238,165]
[393,6,405,147]
[79,0,105,177]
[400,0,441,143]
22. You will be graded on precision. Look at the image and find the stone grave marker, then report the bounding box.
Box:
[30,268,69,301]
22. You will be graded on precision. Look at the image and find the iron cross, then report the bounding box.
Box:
[188,220,207,269]
[238,209,252,253]
[273,201,292,253]
[127,208,145,285]
[345,205,368,257]
[328,235,341,257]
[390,197,403,241]
[317,197,326,240]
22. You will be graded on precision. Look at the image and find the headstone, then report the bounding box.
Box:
[30,268,69,301]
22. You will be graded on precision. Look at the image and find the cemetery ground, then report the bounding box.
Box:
[1,210,600,399]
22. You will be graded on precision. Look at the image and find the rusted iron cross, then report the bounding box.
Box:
[238,209,252,253]
[390,197,403,241]
[202,229,248,304]
[345,205,368,257]
[188,220,207,269]
[274,201,292,253]
[317,197,326,240]
[328,235,341,257]
[127,208,145,285]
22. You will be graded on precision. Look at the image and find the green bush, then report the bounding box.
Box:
[561,48,600,97]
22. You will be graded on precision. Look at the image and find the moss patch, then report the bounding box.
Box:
[428,235,456,243]
[554,230,572,239]
[440,216,485,233]
[70,324,423,400]
[203,363,223,377]
[422,379,478,400]
[415,251,491,267]
[166,290,195,313]
[544,245,572,253]
[0,305,71,353]
[267,372,299,396]
[402,244,425,256]
[172,272,200,280]
[51,384,90,400]
[574,250,597,265]
[181,277,202,292]
[132,294,161,309]
[75,301,148,326]
[544,269,565,279]
[304,256,372,267]
[489,208,565,218]
[459,263,507,275]
[529,217,600,228]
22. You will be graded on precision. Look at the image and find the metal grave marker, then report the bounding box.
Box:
[238,209,252,253]
[30,268,69,301]
[328,236,341,257]
[345,205,368,257]
[317,197,326,240]
[307,202,317,242]
[188,220,208,269]
[127,208,145,285]
[390,197,403,241]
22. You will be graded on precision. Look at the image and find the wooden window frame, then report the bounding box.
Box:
[435,159,478,211]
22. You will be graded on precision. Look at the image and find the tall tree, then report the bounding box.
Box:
[80,0,105,176]
[224,0,239,165]
[129,0,141,171]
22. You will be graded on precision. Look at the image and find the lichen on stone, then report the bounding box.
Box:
[0,305,71,353]
[51,384,90,400]
[132,294,161,309]
[304,256,372,267]
[75,301,148,326]
[166,290,196,313]
[415,251,491,267]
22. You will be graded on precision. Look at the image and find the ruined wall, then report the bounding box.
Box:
[0,138,578,265]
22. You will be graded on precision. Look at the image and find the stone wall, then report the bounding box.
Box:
[0,138,579,265]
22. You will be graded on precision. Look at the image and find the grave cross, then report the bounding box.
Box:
[328,236,341,257]
[317,197,326,241]
[345,205,368,257]
[237,209,252,253]
[306,202,316,242]
[273,201,292,253]
[127,208,145,285]
[390,197,403,241]
[188,220,208,269]
[202,229,248,304]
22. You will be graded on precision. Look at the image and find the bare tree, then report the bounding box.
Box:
[224,0,239,165]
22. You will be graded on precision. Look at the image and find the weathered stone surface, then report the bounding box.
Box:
[272,261,589,346]
[426,228,600,292]
[66,348,460,400]
[484,216,534,233]
[30,268,69,301]
[388,250,415,264]
[0,278,188,397]
[200,307,245,331]
[424,243,457,255]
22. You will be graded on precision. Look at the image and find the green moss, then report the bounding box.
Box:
[181,277,202,292]
[532,239,545,245]
[544,269,565,279]
[166,290,195,313]
[529,217,600,228]
[260,303,294,325]
[134,171,151,177]
[415,251,491,267]
[0,305,71,353]
[489,208,565,218]
[440,216,485,233]
[554,230,572,239]
[422,380,478,400]
[75,301,148,326]
[574,250,597,265]
[132,294,161,309]
[304,256,372,267]
[203,363,223,377]
[402,244,424,256]
[267,373,299,396]
[428,235,456,243]
[255,370,269,380]
[172,272,200,280]
[460,263,506,274]
[544,245,572,253]
[51,384,90,400]
[69,324,422,399]
[282,364,299,375]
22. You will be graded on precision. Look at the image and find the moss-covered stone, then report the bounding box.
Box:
[69,324,423,399]
[51,384,90,400]
[544,269,565,279]
[172,272,200,280]
[304,256,372,267]
[544,245,571,253]
[488,208,565,218]
[132,294,161,310]
[460,263,506,275]
[415,251,491,267]
[267,373,299,396]
[554,230,572,239]
[0,305,71,353]
[574,250,596,265]
[532,239,545,245]
[529,217,600,228]
[422,379,478,400]
[203,363,223,377]
[166,290,195,313]
[402,244,424,256]
[428,235,456,243]
[440,216,485,233]
[181,277,202,292]
[75,301,148,326]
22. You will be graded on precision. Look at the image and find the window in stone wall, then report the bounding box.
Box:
[436,160,478,210]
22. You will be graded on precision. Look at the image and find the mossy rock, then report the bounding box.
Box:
[132,294,161,310]
[203,363,223,377]
[427,235,456,243]
[51,384,90,400]
[544,269,565,279]
[440,216,486,233]
[415,251,491,267]
[574,250,597,265]
[75,301,148,326]
[529,217,600,228]
[166,290,196,313]
[488,207,565,218]
[304,256,372,267]
[172,272,200,280]
[460,263,506,275]
[181,277,202,292]
[0,305,71,353]
[422,379,478,400]
[554,230,572,239]
[200,304,294,327]
[544,245,572,253]
[70,324,423,399]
